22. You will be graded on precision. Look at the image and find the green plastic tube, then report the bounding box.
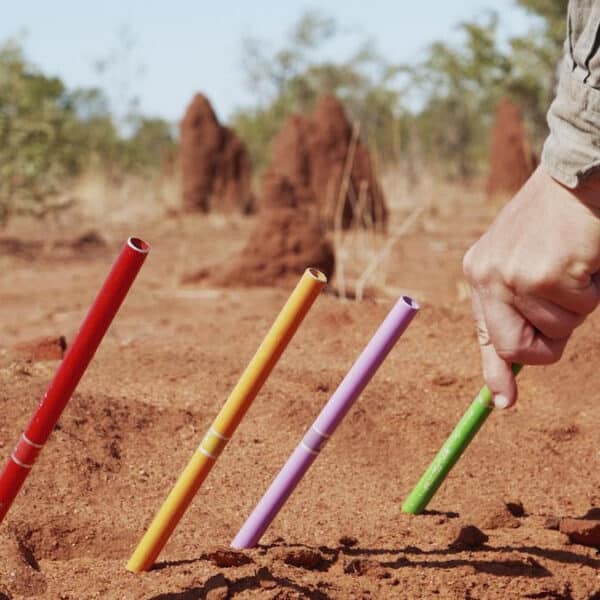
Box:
[402,363,522,515]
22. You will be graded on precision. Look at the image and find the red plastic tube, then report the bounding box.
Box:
[0,236,150,523]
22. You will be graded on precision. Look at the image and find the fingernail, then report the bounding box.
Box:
[493,394,510,410]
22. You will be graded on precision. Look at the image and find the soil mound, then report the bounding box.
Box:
[13,335,67,361]
[465,498,522,530]
[264,95,387,229]
[180,93,254,214]
[184,173,335,287]
[560,518,600,548]
[4,216,600,596]
[449,524,489,550]
[486,97,537,197]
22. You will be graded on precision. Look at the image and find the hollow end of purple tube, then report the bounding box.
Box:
[401,295,419,311]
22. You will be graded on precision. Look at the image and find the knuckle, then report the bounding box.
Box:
[496,346,521,363]
[503,263,532,294]
[493,323,533,362]
[566,258,590,285]
[463,243,493,284]
[503,258,559,296]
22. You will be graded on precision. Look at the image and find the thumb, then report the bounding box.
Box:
[471,292,518,409]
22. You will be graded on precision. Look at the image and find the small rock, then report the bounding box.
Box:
[339,535,358,547]
[275,547,324,570]
[481,508,520,530]
[69,230,107,250]
[467,499,520,530]
[449,525,488,550]
[344,558,390,579]
[431,374,456,387]
[543,515,561,531]
[506,501,525,518]
[14,335,67,361]
[559,518,600,548]
[206,547,253,568]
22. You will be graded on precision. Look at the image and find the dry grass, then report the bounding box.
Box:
[43,168,181,232]
[5,157,492,303]
[331,163,489,301]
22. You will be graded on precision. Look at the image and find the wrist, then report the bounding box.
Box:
[542,165,600,214]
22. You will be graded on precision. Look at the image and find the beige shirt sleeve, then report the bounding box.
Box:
[542,0,600,188]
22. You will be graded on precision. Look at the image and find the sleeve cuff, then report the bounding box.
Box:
[542,65,600,188]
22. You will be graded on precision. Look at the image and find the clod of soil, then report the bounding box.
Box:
[468,499,521,530]
[64,230,107,251]
[206,547,254,568]
[344,558,391,579]
[185,173,335,287]
[14,335,67,361]
[506,500,526,518]
[543,515,561,531]
[449,524,489,550]
[339,535,358,547]
[274,546,326,570]
[431,373,457,387]
[0,237,43,260]
[486,96,537,197]
[180,93,254,214]
[559,518,600,548]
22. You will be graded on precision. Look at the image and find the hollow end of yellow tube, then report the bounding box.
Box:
[306,267,327,284]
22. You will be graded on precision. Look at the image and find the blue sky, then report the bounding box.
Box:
[2,1,534,124]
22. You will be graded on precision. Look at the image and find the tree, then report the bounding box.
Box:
[407,14,511,178]
[404,3,567,179]
[232,5,569,181]
[0,41,85,222]
[232,11,404,170]
[0,39,177,224]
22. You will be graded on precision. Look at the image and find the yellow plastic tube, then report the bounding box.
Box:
[127,268,327,572]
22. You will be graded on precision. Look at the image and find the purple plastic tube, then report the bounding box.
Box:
[231,295,419,548]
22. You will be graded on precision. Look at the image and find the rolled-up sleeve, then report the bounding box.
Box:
[542,0,600,188]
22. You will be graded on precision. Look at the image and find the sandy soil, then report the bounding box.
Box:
[1,206,599,599]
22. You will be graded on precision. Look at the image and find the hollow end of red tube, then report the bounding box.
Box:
[127,237,150,254]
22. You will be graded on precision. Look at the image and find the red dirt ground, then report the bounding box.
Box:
[1,203,600,599]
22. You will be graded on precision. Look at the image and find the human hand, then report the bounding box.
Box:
[463,165,600,408]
